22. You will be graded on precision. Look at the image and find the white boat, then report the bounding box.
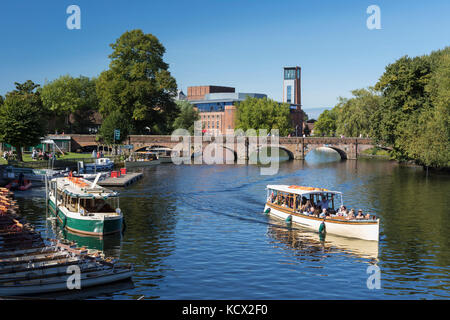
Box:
[148,147,178,163]
[264,185,380,241]
[83,158,114,173]
[124,151,160,168]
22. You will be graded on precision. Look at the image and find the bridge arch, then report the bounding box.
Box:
[250,145,295,161]
[191,145,237,163]
[304,146,348,160]
[134,144,174,152]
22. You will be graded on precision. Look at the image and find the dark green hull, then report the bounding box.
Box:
[48,199,122,236]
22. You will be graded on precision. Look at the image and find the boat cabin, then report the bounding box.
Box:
[50,177,120,217]
[266,185,343,214]
[129,151,158,162]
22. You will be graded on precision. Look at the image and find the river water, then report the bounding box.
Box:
[15,150,450,299]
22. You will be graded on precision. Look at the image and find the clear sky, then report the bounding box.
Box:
[0,0,449,113]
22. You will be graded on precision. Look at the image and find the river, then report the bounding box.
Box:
[14,149,450,299]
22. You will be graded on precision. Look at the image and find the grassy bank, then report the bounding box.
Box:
[361,147,391,159]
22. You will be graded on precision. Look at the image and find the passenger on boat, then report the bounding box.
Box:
[365,213,372,220]
[319,208,327,218]
[347,209,355,220]
[317,195,330,210]
[337,205,346,216]
[313,207,321,217]
[356,209,364,220]
[301,200,311,212]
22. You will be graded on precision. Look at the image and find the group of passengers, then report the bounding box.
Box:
[269,192,375,221]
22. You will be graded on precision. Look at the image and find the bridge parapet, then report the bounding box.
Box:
[54,134,375,161]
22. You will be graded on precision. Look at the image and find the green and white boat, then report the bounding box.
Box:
[47,175,123,236]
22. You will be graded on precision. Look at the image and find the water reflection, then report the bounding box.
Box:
[9,147,450,299]
[267,218,379,261]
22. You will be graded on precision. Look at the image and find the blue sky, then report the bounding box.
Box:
[0,0,449,116]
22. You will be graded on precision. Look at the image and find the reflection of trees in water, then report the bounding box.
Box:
[118,165,180,275]
[363,164,450,272]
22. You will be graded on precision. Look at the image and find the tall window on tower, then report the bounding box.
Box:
[284,69,296,80]
[286,85,292,103]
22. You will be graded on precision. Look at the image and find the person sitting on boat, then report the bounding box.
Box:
[347,209,356,220]
[319,208,327,218]
[336,205,346,216]
[308,206,315,216]
[356,209,364,220]
[313,207,321,217]
[365,213,372,220]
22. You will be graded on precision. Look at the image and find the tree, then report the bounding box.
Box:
[335,88,382,137]
[172,100,200,134]
[235,97,293,136]
[98,110,133,144]
[41,75,98,133]
[96,29,178,135]
[372,47,450,167]
[314,108,338,136]
[0,95,4,106]
[0,81,46,161]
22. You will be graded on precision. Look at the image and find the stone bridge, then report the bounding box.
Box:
[61,134,375,161]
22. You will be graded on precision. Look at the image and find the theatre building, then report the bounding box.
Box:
[185,66,304,136]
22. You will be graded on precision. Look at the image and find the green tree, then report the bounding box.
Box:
[335,88,382,137]
[314,108,338,136]
[172,100,200,134]
[96,29,178,135]
[98,109,133,144]
[0,95,4,106]
[41,75,98,133]
[235,97,293,136]
[0,81,46,161]
[372,47,450,167]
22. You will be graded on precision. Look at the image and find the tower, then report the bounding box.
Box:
[282,66,301,108]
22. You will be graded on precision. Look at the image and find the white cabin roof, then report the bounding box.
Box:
[267,185,342,196]
[52,176,118,199]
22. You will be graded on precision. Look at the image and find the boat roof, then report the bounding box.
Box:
[267,185,342,196]
[52,176,118,199]
[150,147,172,151]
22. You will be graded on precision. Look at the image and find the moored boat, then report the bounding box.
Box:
[148,147,177,163]
[83,158,114,173]
[47,175,123,236]
[264,185,380,241]
[124,151,160,168]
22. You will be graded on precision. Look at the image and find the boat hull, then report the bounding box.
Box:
[158,156,172,163]
[124,159,160,167]
[48,199,122,236]
[0,267,133,296]
[264,203,379,241]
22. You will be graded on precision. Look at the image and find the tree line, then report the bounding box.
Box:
[0,30,200,161]
[313,47,449,169]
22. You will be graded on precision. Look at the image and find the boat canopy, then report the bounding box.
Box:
[266,185,342,196]
[51,177,119,199]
